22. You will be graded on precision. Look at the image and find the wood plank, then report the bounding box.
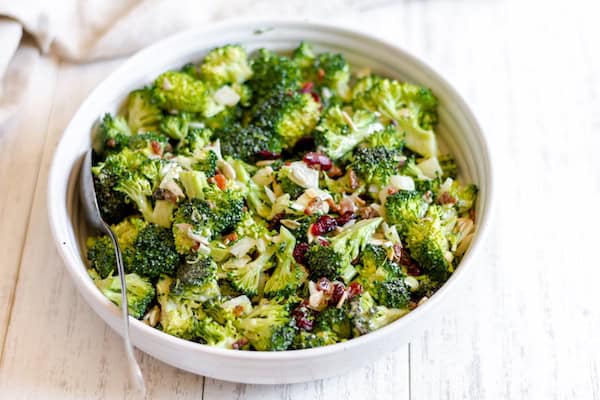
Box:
[0,61,204,399]
[0,56,59,352]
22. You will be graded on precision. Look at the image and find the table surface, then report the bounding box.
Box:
[1,1,599,399]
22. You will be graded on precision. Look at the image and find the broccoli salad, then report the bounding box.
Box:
[86,42,478,351]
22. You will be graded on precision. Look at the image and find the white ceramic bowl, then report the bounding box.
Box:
[47,20,492,384]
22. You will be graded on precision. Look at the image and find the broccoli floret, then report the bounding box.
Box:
[203,105,243,131]
[126,88,163,134]
[438,154,457,179]
[314,106,383,160]
[111,216,147,250]
[171,254,217,294]
[93,113,132,155]
[156,275,203,339]
[251,91,320,148]
[349,292,407,335]
[202,185,245,234]
[215,124,282,163]
[292,329,338,349]
[89,269,155,319]
[306,218,382,282]
[264,227,307,297]
[172,199,214,254]
[190,149,218,177]
[86,236,116,278]
[350,146,401,186]
[179,170,209,199]
[196,318,243,349]
[153,71,223,117]
[292,42,351,101]
[175,127,211,156]
[353,77,439,157]
[114,171,154,221]
[127,132,170,157]
[443,181,478,214]
[314,305,352,339]
[200,45,253,86]
[371,279,411,309]
[363,125,405,150]
[235,301,296,351]
[384,190,429,233]
[224,246,276,297]
[234,212,272,241]
[130,224,180,278]
[412,275,440,299]
[248,49,302,99]
[276,167,305,200]
[404,206,452,281]
[159,112,190,140]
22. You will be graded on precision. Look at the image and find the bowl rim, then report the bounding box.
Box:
[47,18,494,361]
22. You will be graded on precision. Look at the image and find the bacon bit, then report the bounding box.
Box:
[438,192,457,205]
[233,305,246,317]
[164,143,173,153]
[214,173,227,190]
[408,301,418,310]
[387,187,399,195]
[338,197,357,215]
[223,232,238,245]
[301,81,314,93]
[347,282,363,299]
[151,140,163,156]
[267,212,285,231]
[326,198,340,213]
[317,68,325,80]
[191,241,201,252]
[106,138,116,148]
[348,169,359,190]
[152,188,178,203]
[469,208,476,223]
[327,165,343,178]
[232,338,249,350]
[392,243,403,263]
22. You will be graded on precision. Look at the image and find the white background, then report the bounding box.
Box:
[0,0,599,398]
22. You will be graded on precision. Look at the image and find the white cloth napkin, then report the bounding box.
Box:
[0,0,384,126]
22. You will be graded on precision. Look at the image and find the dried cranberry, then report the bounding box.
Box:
[329,281,346,305]
[336,211,355,226]
[316,277,333,295]
[399,247,413,266]
[151,140,162,156]
[106,138,116,148]
[303,152,332,171]
[317,238,330,246]
[256,150,281,160]
[406,263,422,276]
[292,302,314,331]
[311,215,337,236]
[293,242,310,265]
[347,282,363,299]
[310,92,321,105]
[301,81,314,93]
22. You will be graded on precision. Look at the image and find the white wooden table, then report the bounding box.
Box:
[1,1,599,398]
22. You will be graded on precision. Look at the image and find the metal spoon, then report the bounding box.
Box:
[79,149,147,396]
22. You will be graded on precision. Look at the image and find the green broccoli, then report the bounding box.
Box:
[314,305,352,339]
[89,269,155,319]
[201,185,245,234]
[350,146,401,186]
[127,132,170,157]
[86,236,117,278]
[263,227,307,297]
[438,154,458,179]
[114,171,154,221]
[152,71,223,117]
[314,106,383,160]
[111,216,147,250]
[215,124,282,163]
[404,206,452,281]
[200,45,253,86]
[179,170,209,199]
[363,125,405,150]
[353,76,439,157]
[160,112,190,140]
[171,254,217,294]
[443,181,478,214]
[349,292,407,335]
[156,275,203,339]
[224,246,276,297]
[235,301,296,351]
[251,91,320,148]
[384,190,429,233]
[276,167,305,200]
[172,198,214,254]
[175,127,212,156]
[126,88,163,134]
[306,218,382,282]
[292,329,338,349]
[130,224,180,278]
[248,48,302,99]
[93,113,131,155]
[196,318,243,349]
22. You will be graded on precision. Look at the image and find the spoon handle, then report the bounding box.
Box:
[104,223,147,397]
